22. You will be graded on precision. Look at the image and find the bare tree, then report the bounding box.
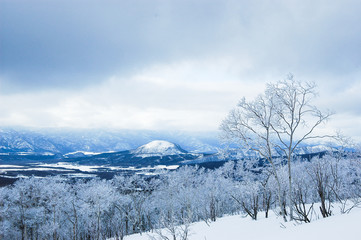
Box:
[268,74,332,220]
[221,85,287,221]
[221,74,332,221]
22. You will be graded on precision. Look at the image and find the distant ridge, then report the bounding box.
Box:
[0,128,219,154]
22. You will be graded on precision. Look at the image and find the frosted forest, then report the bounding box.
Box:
[1,152,361,239]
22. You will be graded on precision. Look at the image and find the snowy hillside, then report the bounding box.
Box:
[124,207,361,240]
[131,140,188,157]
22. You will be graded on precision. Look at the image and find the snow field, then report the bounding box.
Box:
[124,207,361,240]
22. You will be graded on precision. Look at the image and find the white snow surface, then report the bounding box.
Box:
[124,207,361,240]
[132,140,186,156]
[38,162,100,172]
[109,165,179,171]
[64,151,101,157]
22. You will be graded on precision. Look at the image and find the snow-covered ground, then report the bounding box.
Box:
[124,207,361,240]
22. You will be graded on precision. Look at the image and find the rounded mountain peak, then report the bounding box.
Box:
[133,140,187,156]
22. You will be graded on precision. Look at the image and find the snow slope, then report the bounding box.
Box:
[124,207,361,240]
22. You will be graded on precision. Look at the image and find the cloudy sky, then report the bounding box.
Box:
[1,0,361,139]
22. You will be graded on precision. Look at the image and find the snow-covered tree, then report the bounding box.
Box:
[221,74,332,220]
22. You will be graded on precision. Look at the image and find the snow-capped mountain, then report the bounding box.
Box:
[131,140,188,157]
[294,145,336,155]
[62,141,210,167]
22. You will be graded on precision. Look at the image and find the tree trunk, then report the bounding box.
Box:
[288,155,293,221]
[269,159,287,222]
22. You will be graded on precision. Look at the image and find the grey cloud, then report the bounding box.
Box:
[0,0,237,91]
[1,0,361,93]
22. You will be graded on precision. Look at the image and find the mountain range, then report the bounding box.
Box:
[0,128,340,167]
[0,128,343,183]
[0,128,220,155]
